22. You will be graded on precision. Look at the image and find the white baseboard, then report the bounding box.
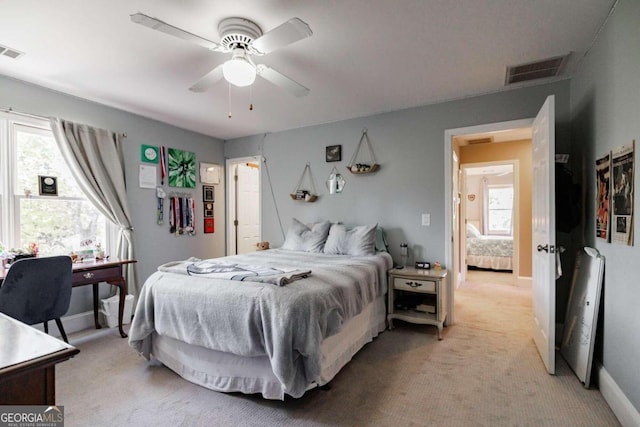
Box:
[31,310,104,338]
[597,362,640,426]
[516,275,531,288]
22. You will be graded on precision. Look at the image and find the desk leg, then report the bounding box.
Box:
[92,283,102,329]
[108,278,128,338]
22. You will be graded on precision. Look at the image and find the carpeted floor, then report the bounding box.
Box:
[57,273,620,426]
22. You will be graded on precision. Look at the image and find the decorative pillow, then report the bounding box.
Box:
[466,223,481,238]
[281,218,331,252]
[375,226,389,252]
[324,224,377,256]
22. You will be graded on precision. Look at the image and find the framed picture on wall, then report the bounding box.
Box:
[38,175,58,196]
[203,185,215,202]
[204,202,214,218]
[168,148,196,188]
[204,218,215,234]
[326,145,342,162]
[200,162,221,184]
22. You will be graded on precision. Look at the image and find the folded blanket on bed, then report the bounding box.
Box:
[158,258,311,286]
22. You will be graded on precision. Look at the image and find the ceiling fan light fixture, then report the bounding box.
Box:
[223,48,256,87]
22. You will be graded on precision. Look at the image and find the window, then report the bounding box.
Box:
[0,113,109,256]
[486,185,513,235]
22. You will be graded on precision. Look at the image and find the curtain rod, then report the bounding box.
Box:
[0,106,127,137]
[0,105,47,121]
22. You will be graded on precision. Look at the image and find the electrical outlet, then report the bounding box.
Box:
[422,213,430,226]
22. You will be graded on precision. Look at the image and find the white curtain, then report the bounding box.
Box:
[482,177,489,235]
[49,118,139,297]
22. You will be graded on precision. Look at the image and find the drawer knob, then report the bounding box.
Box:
[83,272,94,279]
[406,281,422,287]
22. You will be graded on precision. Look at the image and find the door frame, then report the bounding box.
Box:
[444,118,533,325]
[226,156,262,255]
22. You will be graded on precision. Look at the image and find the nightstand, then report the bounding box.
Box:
[387,267,448,340]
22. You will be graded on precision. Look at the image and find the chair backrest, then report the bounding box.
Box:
[0,255,73,325]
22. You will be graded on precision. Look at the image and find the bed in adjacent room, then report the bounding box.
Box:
[465,223,513,271]
[128,220,392,400]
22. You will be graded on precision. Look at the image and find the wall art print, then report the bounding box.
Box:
[168,148,196,188]
[611,141,634,246]
[595,153,610,241]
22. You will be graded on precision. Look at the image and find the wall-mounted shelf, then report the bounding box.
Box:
[347,129,380,174]
[290,162,318,202]
[289,193,318,202]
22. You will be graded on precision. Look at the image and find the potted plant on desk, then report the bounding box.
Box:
[9,242,39,262]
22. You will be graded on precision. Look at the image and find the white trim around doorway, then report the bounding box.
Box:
[444,118,533,325]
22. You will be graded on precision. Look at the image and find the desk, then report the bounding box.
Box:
[1,258,136,339]
[70,259,137,338]
[0,312,79,405]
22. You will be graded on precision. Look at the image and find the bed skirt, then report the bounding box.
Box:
[149,295,387,400]
[467,254,512,271]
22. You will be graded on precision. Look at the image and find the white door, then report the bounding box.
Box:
[236,162,261,254]
[227,157,261,255]
[531,95,556,374]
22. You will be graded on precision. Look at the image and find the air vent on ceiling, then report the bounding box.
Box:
[505,55,567,85]
[468,136,494,145]
[0,44,25,60]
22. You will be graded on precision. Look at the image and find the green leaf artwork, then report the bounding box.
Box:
[168,148,196,188]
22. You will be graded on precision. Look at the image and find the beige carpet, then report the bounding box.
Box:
[57,275,620,426]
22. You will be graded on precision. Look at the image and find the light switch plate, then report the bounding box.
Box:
[422,213,430,226]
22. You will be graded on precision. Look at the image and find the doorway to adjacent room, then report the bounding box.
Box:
[226,156,261,255]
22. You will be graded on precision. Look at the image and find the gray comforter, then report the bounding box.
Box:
[129,249,392,398]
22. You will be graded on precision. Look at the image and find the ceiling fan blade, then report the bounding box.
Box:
[130,12,225,52]
[189,65,224,92]
[256,64,309,97]
[250,18,312,55]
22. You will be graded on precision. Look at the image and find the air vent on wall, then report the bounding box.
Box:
[468,136,494,145]
[0,44,25,60]
[505,55,567,85]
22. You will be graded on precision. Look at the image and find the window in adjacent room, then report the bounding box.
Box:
[0,112,110,256]
[486,184,513,236]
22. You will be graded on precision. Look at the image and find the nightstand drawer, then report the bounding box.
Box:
[393,277,436,293]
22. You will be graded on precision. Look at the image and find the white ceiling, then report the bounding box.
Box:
[0,1,615,140]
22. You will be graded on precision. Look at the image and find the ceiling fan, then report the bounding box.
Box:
[130,13,313,97]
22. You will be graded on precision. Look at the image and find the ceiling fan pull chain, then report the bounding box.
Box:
[249,85,254,111]
[228,82,232,118]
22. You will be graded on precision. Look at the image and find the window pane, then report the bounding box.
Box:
[19,198,106,256]
[489,210,512,232]
[488,185,513,234]
[15,127,84,198]
[488,187,513,209]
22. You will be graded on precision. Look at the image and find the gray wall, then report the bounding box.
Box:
[225,81,570,267]
[0,75,225,315]
[570,0,640,412]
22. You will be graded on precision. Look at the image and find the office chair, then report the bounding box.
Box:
[0,255,73,342]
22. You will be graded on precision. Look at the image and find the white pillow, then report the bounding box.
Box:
[324,224,377,256]
[281,218,331,252]
[466,223,481,238]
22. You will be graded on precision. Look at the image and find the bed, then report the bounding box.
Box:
[465,223,513,271]
[128,220,393,400]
